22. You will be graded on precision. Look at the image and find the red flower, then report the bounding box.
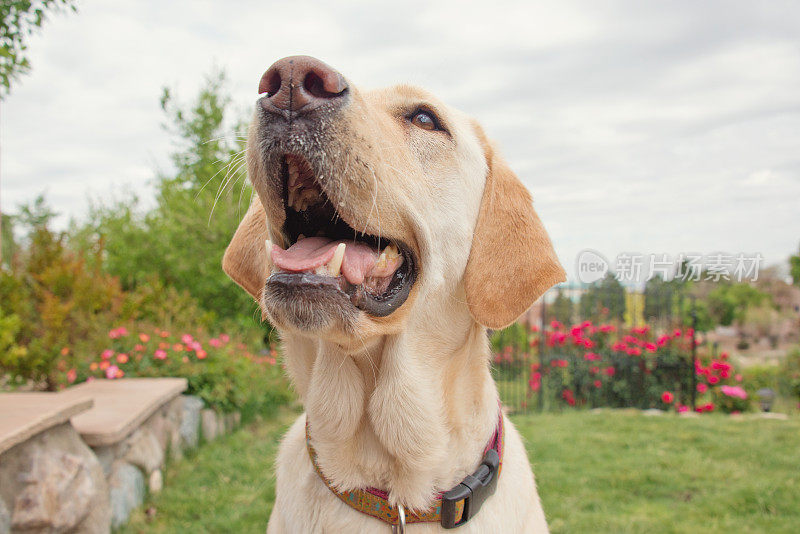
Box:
[644,343,657,353]
[550,320,563,330]
[697,383,707,393]
[708,375,720,385]
[604,366,616,377]
[661,391,674,404]
[599,324,616,333]
[593,380,602,389]
[590,366,600,374]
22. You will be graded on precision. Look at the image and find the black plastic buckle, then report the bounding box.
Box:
[440,448,500,529]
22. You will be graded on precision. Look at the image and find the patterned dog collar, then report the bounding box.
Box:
[305,409,504,529]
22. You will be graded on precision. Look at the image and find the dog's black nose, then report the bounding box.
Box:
[259,56,348,113]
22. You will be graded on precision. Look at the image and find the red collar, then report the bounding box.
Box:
[305,409,504,529]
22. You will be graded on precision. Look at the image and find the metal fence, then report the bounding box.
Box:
[493,283,703,414]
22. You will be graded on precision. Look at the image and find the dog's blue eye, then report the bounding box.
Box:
[411,110,438,131]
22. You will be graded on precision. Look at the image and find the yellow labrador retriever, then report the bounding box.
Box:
[223,56,565,533]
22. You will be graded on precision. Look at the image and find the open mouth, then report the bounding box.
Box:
[265,154,416,317]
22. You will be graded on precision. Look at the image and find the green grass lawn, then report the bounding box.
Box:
[122,410,800,533]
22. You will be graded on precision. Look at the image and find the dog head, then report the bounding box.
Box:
[223,56,565,343]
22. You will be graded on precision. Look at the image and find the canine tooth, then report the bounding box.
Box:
[329,243,345,277]
[375,251,387,270]
[383,243,399,259]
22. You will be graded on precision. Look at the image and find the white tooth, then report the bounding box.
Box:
[329,243,345,277]
[265,239,272,265]
[375,251,387,270]
[384,243,399,260]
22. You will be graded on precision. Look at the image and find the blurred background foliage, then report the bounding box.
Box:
[1,72,282,410]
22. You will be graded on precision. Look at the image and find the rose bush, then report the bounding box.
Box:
[492,320,751,413]
[58,326,291,417]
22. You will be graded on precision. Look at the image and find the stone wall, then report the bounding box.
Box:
[0,394,241,533]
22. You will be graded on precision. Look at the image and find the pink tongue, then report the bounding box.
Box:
[271,237,379,285]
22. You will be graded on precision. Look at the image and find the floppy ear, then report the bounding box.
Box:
[464,132,566,329]
[222,199,269,301]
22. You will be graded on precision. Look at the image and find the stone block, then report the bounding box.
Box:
[201,409,218,442]
[180,396,203,449]
[108,461,144,529]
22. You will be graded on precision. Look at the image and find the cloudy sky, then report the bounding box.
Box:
[3,0,799,280]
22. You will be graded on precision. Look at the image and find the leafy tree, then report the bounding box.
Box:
[643,274,687,325]
[550,289,573,325]
[579,273,625,322]
[73,71,257,324]
[1,197,124,390]
[790,243,800,288]
[0,0,76,97]
[706,282,769,327]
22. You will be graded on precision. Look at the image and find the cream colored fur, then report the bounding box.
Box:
[223,79,565,533]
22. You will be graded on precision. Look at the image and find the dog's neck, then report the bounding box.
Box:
[281,304,499,510]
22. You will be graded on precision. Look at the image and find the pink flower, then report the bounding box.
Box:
[181,334,194,344]
[657,335,670,346]
[604,366,616,377]
[219,334,230,343]
[677,404,689,413]
[139,333,150,342]
[116,353,129,364]
[106,365,120,379]
[134,344,144,352]
[189,341,203,352]
[599,324,616,333]
[720,385,747,400]
[67,369,77,384]
[644,343,657,353]
[697,383,708,393]
[550,320,563,330]
[708,375,720,385]
[209,338,222,348]
[154,349,167,360]
[661,391,674,404]
[101,349,114,360]
[593,380,602,389]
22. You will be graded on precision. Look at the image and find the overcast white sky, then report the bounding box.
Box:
[3,0,799,279]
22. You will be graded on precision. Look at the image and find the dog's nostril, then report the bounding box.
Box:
[259,70,282,97]
[303,70,347,98]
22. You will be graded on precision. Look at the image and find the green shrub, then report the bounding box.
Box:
[782,346,800,404]
[69,326,291,417]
